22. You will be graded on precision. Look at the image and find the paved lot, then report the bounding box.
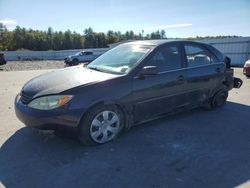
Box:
[0,68,249,188]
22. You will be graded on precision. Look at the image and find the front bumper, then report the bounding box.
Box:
[64,59,73,64]
[14,94,84,131]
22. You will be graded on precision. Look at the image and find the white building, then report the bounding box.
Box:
[199,37,250,66]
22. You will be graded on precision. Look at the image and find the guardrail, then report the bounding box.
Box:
[0,48,110,61]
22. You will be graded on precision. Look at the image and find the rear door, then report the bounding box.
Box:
[132,44,187,123]
[183,42,225,106]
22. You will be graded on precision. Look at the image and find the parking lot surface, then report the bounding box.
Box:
[0,68,249,188]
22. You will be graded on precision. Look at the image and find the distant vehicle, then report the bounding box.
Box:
[243,59,250,77]
[15,40,242,145]
[0,53,7,65]
[64,51,96,66]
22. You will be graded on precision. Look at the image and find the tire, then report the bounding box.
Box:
[204,85,228,110]
[78,105,124,145]
[72,59,79,65]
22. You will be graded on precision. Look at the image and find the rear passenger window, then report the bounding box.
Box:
[149,46,182,72]
[184,45,215,67]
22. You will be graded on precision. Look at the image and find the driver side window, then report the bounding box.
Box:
[147,45,182,72]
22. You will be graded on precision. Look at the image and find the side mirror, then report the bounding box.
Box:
[140,66,158,76]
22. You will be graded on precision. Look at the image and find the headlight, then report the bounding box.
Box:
[28,95,73,110]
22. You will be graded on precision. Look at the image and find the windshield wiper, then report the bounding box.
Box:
[87,65,120,75]
[88,66,102,72]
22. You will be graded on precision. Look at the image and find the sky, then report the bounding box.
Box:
[0,0,249,38]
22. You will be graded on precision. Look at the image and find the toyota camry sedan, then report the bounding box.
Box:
[15,40,242,145]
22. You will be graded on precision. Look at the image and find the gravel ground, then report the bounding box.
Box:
[0,60,65,71]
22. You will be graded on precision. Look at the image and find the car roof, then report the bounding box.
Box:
[125,39,206,47]
[124,39,224,61]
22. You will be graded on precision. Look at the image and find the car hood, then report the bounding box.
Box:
[69,55,77,58]
[22,66,118,98]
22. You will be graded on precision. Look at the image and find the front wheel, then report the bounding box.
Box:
[72,59,79,65]
[78,105,124,145]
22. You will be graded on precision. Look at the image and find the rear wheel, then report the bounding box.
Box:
[78,105,124,145]
[212,89,228,108]
[203,85,228,110]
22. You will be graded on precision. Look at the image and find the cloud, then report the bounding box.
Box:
[144,23,192,31]
[0,18,17,25]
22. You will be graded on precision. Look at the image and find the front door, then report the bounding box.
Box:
[132,44,187,123]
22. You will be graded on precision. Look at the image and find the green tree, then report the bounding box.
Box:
[12,26,25,50]
[0,23,9,50]
[84,27,95,48]
[46,27,53,50]
[23,29,35,50]
[106,30,116,44]
[63,30,73,49]
[160,30,166,39]
[72,32,83,49]
[0,25,241,51]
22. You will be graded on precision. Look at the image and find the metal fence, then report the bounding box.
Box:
[199,37,250,66]
[1,37,250,66]
[1,48,109,61]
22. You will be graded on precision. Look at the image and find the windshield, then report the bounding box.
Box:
[87,44,152,75]
[75,52,82,55]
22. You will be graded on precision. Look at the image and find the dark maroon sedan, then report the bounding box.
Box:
[15,40,242,145]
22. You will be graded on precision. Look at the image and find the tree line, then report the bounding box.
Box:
[0,23,240,51]
[0,24,167,51]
